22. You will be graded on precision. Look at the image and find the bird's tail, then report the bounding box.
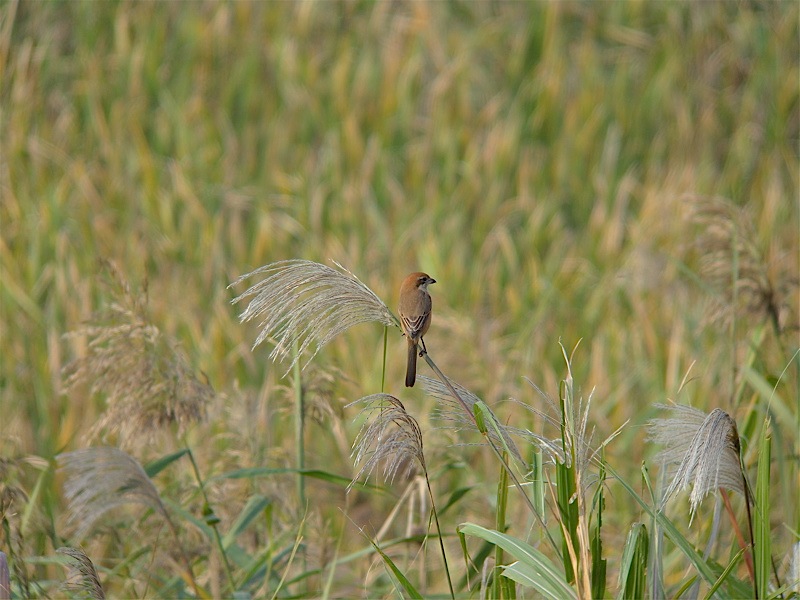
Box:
[405,339,417,387]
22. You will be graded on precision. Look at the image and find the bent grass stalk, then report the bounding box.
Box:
[422,350,561,556]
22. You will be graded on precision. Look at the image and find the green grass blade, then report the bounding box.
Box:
[556,454,578,584]
[370,541,423,599]
[144,449,190,478]
[213,467,385,493]
[458,522,577,600]
[439,486,475,516]
[606,463,751,598]
[502,561,572,599]
[754,427,771,600]
[703,547,745,600]
[591,458,607,600]
[494,451,510,599]
[222,494,272,549]
[617,522,648,600]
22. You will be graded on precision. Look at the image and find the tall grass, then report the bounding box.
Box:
[1,1,797,597]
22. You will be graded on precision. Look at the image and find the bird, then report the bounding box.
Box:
[398,272,436,387]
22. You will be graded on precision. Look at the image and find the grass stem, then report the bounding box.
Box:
[185,445,236,595]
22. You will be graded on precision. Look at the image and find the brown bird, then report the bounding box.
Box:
[398,272,436,387]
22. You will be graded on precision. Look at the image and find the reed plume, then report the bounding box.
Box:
[685,194,794,333]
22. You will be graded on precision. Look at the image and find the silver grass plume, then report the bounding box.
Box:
[57,447,170,541]
[347,394,426,489]
[648,404,744,518]
[419,374,523,463]
[230,260,395,372]
[57,547,105,599]
[62,266,211,447]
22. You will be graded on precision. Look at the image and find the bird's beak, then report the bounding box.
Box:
[429,278,436,284]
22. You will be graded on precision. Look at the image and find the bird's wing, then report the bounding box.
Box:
[401,313,428,339]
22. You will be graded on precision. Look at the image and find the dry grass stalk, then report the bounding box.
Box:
[230,260,395,372]
[57,446,170,541]
[649,403,744,518]
[63,266,211,448]
[57,547,105,599]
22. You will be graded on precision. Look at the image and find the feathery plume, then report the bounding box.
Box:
[57,447,169,541]
[420,374,523,462]
[63,266,211,447]
[514,372,625,473]
[57,547,105,599]
[230,260,395,372]
[347,394,426,489]
[685,195,792,331]
[649,404,744,517]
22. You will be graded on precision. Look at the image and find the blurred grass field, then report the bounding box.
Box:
[1,1,798,597]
